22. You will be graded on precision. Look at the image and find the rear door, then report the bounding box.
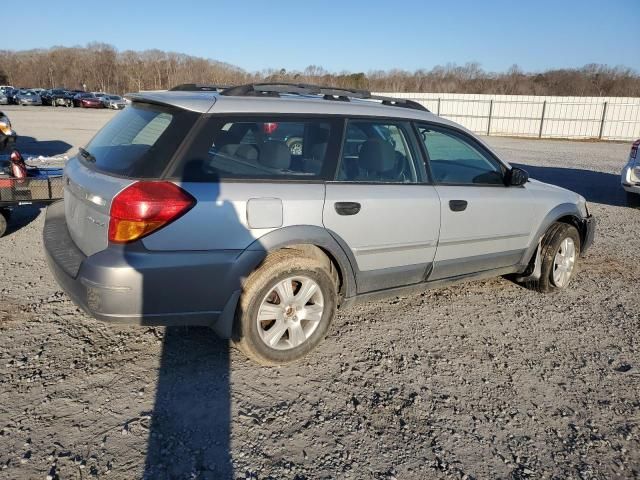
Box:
[323,119,441,293]
[415,123,533,279]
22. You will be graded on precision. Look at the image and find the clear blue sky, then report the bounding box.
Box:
[5,0,639,73]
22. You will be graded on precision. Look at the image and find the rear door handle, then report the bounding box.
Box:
[449,200,468,212]
[335,201,361,216]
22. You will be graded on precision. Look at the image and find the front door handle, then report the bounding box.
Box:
[335,201,361,216]
[449,200,468,212]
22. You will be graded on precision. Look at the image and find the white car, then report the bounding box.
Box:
[621,139,640,207]
[103,95,126,109]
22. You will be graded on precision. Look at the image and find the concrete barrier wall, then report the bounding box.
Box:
[375,93,640,141]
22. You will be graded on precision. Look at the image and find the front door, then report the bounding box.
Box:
[415,123,533,280]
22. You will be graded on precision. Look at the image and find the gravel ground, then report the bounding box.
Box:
[0,107,638,480]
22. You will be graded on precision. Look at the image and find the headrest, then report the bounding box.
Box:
[259,141,291,170]
[358,139,396,172]
[236,144,258,161]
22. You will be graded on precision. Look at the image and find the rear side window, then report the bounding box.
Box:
[81,103,198,178]
[172,116,342,181]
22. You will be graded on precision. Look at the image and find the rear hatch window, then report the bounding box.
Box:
[80,102,199,178]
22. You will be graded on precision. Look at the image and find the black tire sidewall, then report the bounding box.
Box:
[626,192,640,208]
[541,224,581,292]
[0,210,8,238]
[239,264,336,364]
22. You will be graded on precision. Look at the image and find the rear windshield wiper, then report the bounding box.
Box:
[79,147,96,163]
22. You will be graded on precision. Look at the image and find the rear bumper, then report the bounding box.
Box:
[43,201,259,337]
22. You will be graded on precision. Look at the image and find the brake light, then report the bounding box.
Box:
[263,122,278,135]
[631,139,640,160]
[108,181,195,243]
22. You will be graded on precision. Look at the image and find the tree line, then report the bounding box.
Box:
[1,43,639,97]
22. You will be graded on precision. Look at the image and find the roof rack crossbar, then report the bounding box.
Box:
[169,83,231,92]
[220,83,429,112]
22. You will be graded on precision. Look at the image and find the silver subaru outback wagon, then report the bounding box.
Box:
[43,83,595,365]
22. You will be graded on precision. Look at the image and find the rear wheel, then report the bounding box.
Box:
[524,222,581,293]
[233,249,337,366]
[626,191,640,208]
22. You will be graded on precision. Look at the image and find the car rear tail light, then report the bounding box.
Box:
[263,122,278,135]
[108,181,195,243]
[631,139,640,160]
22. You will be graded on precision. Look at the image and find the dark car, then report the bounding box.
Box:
[0,111,17,151]
[73,93,104,108]
[7,89,22,105]
[51,89,74,107]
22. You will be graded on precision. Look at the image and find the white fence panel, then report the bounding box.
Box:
[374,93,640,141]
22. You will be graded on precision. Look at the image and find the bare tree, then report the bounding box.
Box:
[1,44,638,96]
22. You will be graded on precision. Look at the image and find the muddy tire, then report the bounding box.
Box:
[232,248,337,366]
[524,222,581,293]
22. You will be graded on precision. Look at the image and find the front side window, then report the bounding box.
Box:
[337,120,419,183]
[417,125,505,185]
[174,117,340,181]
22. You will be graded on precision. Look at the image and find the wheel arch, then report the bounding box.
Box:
[520,203,587,269]
[241,225,357,301]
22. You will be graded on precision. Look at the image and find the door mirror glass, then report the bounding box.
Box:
[508,167,529,186]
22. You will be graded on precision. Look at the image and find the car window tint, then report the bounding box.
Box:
[417,126,504,185]
[337,120,418,183]
[175,117,339,181]
[82,103,198,178]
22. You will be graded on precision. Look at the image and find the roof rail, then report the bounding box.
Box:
[169,83,230,92]
[220,83,429,112]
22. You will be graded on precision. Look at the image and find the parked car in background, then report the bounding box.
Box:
[0,111,17,150]
[73,93,104,108]
[0,92,8,105]
[51,90,75,107]
[102,94,126,109]
[622,139,640,207]
[43,82,595,365]
[7,89,22,105]
[16,90,43,106]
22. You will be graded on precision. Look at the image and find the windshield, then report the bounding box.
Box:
[81,102,199,178]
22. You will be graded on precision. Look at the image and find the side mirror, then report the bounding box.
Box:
[508,167,529,186]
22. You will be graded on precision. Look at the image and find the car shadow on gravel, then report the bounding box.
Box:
[513,163,628,207]
[1,204,43,237]
[143,327,232,479]
[15,136,72,157]
[135,162,259,479]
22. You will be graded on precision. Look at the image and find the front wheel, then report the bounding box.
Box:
[233,249,337,366]
[525,222,581,293]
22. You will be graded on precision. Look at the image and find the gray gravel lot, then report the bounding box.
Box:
[0,106,638,479]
